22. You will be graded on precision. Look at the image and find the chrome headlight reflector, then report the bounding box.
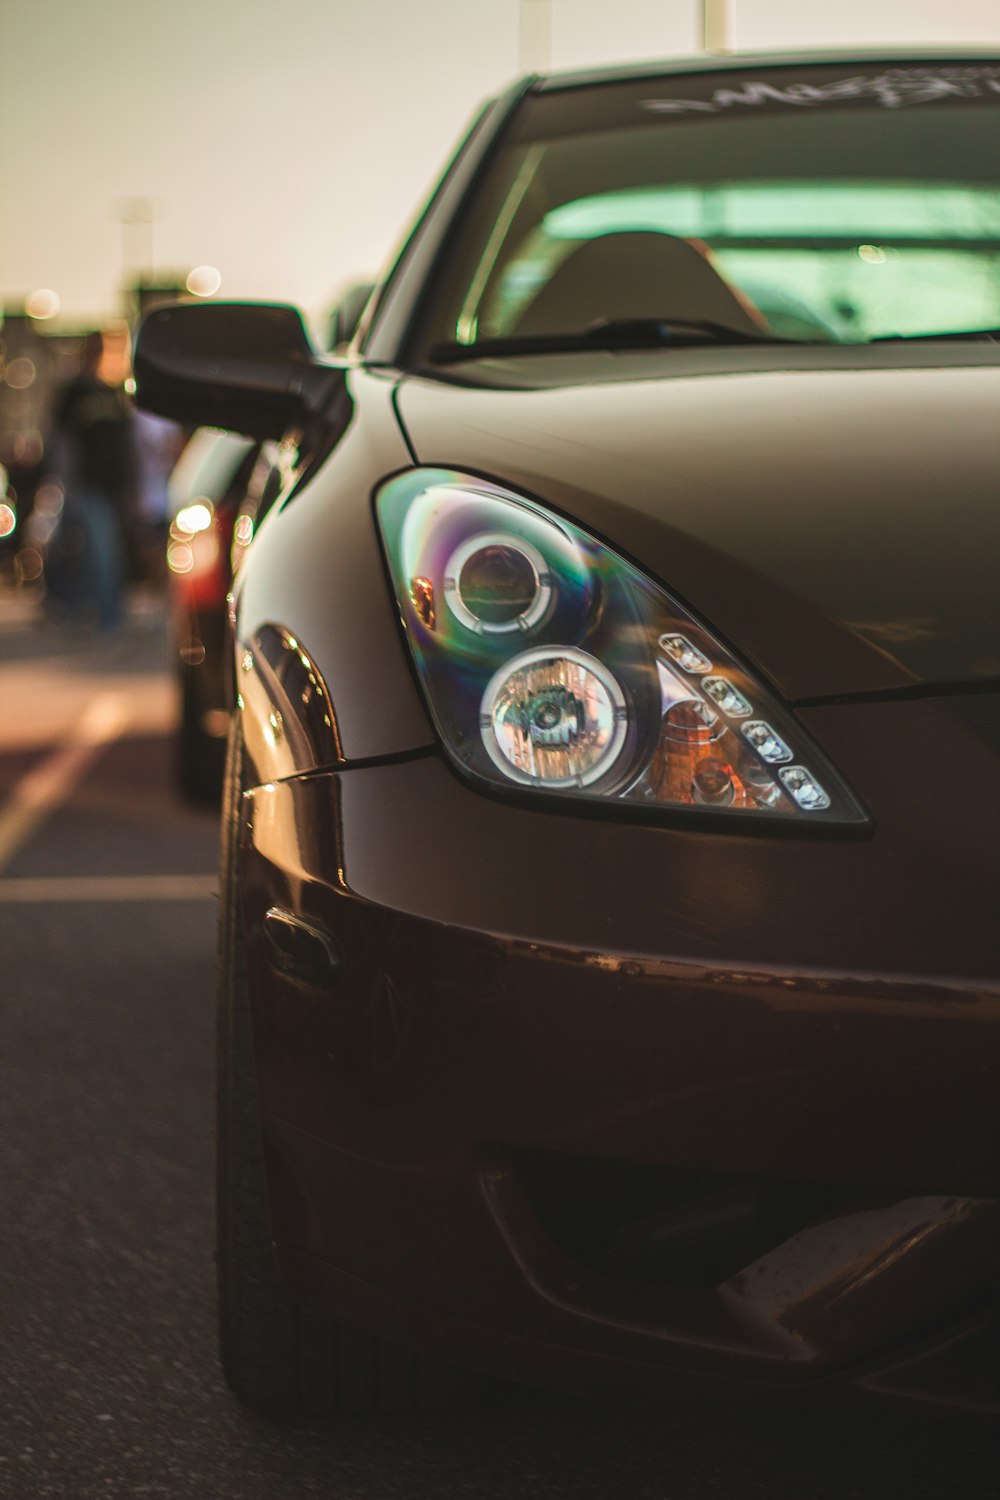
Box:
[482,646,628,787]
[377,470,867,826]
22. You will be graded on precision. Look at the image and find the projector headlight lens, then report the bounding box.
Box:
[444,531,551,633]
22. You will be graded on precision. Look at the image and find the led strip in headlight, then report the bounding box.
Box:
[376,469,867,825]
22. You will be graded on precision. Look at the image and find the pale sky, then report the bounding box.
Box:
[2,0,999,328]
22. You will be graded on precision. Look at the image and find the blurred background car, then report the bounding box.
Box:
[166,430,281,800]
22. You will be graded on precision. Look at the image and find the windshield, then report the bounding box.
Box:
[417,61,1000,354]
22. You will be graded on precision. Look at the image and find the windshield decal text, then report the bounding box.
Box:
[640,68,1000,116]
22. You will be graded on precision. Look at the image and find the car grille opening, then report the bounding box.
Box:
[510,1148,851,1288]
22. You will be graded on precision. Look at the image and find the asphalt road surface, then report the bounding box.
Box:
[0,586,996,1500]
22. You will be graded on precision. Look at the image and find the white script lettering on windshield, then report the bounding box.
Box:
[641,68,1000,116]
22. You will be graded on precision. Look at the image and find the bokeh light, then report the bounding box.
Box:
[186,265,222,297]
[5,358,36,389]
[25,288,61,320]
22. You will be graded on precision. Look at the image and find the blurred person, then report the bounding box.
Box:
[46,329,138,629]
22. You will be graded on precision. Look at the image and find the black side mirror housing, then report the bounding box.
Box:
[133,301,345,441]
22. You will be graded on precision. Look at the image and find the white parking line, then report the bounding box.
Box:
[0,691,132,873]
[0,874,217,903]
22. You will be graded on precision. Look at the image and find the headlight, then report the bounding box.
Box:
[376,470,867,826]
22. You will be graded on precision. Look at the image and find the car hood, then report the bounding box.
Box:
[395,349,1000,701]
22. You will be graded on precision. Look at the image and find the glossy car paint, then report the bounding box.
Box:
[139,52,1000,1409]
[237,370,431,771]
[233,361,1000,1401]
[395,349,1000,696]
[237,715,999,1401]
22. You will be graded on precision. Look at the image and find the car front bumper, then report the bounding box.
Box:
[238,694,1000,1410]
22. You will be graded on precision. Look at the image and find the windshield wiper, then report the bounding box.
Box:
[429,316,802,365]
[871,328,1000,344]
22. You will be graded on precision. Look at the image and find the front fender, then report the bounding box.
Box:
[234,368,433,787]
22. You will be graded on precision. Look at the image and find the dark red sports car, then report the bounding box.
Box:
[135,50,1000,1418]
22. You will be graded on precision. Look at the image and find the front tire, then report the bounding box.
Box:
[216,718,481,1416]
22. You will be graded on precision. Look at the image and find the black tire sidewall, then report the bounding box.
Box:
[216,716,302,1414]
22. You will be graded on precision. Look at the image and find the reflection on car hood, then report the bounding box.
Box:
[396,350,1000,700]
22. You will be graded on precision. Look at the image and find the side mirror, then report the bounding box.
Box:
[133,301,344,441]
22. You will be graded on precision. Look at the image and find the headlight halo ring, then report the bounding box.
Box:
[443,528,553,636]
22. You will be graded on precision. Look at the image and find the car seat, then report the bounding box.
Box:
[512,230,764,338]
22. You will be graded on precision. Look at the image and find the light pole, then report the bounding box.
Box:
[114,196,161,284]
[519,0,551,72]
[701,0,730,54]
